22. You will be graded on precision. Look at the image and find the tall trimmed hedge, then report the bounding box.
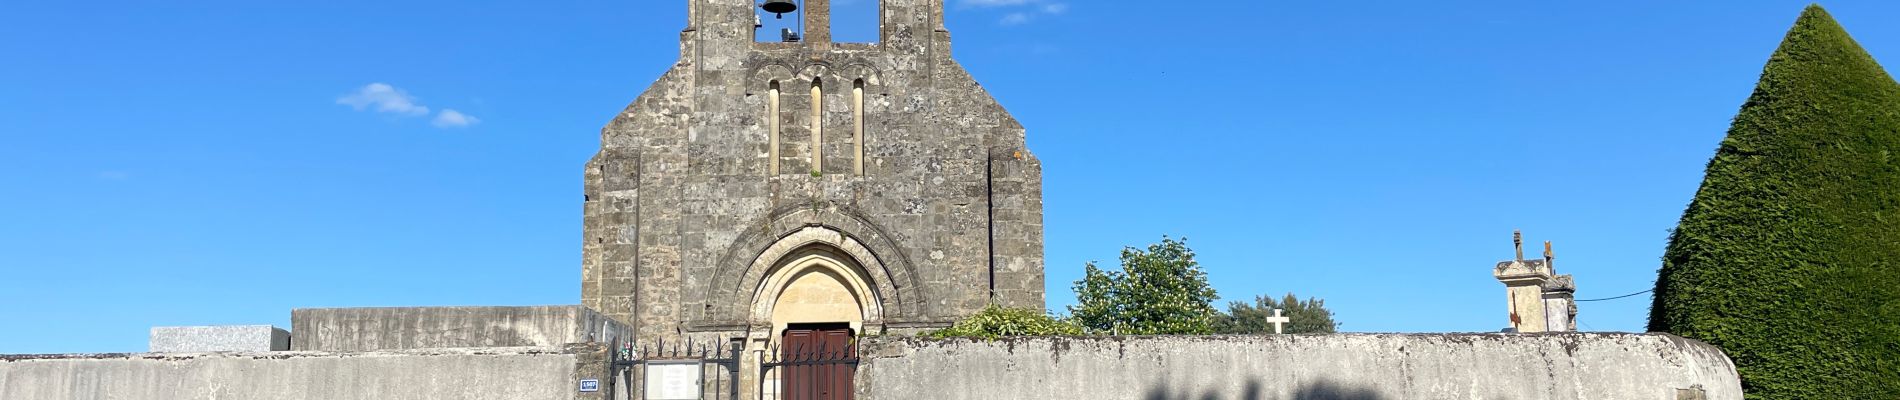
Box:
[1648,5,1900,398]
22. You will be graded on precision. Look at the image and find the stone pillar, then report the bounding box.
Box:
[1542,274,1577,332]
[568,342,612,400]
[1494,231,1554,333]
[804,0,830,44]
[1495,263,1550,333]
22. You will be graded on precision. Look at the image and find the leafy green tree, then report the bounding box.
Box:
[1068,237,1222,335]
[1216,293,1338,334]
[927,305,1083,339]
[1647,5,1900,398]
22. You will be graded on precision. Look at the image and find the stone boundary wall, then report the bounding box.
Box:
[856,333,1742,400]
[0,344,611,400]
[291,305,627,351]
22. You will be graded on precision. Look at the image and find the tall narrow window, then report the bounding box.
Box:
[768,81,781,176]
[810,79,824,174]
[852,79,865,175]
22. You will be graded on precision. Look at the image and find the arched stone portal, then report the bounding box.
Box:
[716,221,912,331]
[751,246,881,336]
[747,243,881,400]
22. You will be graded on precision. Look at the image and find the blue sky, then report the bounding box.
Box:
[4,1,1899,354]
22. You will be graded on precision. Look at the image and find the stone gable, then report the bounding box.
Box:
[580,0,1044,342]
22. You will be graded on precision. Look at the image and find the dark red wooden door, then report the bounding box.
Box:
[780,324,855,400]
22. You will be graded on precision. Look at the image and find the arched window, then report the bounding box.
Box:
[852,79,865,175]
[810,79,824,174]
[768,81,782,175]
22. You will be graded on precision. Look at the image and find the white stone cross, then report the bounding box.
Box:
[1266,308,1291,334]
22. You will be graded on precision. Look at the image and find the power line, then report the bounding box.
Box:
[1576,288,1654,302]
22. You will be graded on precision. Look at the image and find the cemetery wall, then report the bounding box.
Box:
[291,305,627,351]
[856,333,1743,400]
[0,344,612,400]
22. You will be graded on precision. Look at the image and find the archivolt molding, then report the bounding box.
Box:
[698,204,922,328]
[749,63,797,89]
[748,237,885,326]
[797,64,833,83]
[747,62,884,91]
[841,63,884,89]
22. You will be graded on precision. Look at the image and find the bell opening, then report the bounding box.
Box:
[830,0,879,43]
[761,0,798,17]
[756,0,802,42]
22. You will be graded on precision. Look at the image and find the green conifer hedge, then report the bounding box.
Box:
[1648,5,1900,398]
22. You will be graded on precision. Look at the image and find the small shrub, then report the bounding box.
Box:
[927,305,1083,339]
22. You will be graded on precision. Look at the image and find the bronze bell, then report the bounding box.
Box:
[761,0,797,19]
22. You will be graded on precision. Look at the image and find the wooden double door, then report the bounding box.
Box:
[779,323,856,400]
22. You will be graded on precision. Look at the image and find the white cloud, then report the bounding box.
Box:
[1000,12,1032,25]
[337,83,430,116]
[338,83,479,129]
[432,109,480,128]
[969,0,1066,26]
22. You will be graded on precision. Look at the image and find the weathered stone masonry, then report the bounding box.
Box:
[580,0,1045,343]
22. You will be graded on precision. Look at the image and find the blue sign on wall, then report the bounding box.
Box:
[580,379,600,392]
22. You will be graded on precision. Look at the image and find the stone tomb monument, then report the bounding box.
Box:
[1493,230,1578,333]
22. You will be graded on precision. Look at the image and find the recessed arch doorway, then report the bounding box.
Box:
[751,244,878,400]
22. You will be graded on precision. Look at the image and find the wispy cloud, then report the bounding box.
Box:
[968,0,1067,26]
[432,109,480,128]
[336,83,430,116]
[338,83,479,129]
[1000,12,1033,26]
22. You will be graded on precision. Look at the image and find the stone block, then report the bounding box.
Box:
[148,325,289,353]
[290,305,629,352]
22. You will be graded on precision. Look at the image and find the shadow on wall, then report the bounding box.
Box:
[1289,381,1384,400]
[1141,379,1388,400]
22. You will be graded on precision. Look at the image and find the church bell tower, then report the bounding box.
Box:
[580,0,1044,352]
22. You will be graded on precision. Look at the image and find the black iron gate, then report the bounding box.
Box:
[609,336,860,400]
[614,338,741,400]
[760,339,859,400]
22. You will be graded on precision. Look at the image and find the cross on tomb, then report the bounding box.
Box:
[1265,308,1291,334]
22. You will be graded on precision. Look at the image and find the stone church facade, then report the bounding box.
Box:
[0,1,1763,398]
[579,0,1044,352]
